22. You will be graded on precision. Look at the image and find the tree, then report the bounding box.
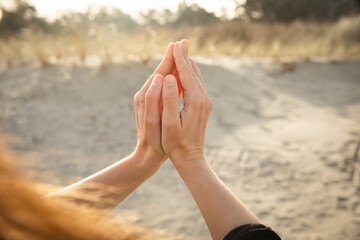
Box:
[0,0,50,36]
[140,9,161,27]
[139,3,220,27]
[172,2,219,26]
[239,0,358,22]
[92,7,137,30]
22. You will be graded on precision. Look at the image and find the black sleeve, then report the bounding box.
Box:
[223,224,282,240]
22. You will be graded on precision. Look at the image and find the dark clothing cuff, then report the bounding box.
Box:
[224,224,282,240]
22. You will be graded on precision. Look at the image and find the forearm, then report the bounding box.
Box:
[175,159,260,240]
[49,150,163,211]
[161,40,260,239]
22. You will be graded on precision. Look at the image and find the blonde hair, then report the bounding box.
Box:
[0,140,149,240]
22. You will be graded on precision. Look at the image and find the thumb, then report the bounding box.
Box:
[162,75,181,128]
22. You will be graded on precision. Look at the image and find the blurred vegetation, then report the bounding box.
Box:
[239,0,358,22]
[0,0,50,35]
[0,0,359,67]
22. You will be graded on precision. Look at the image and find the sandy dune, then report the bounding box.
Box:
[0,57,359,239]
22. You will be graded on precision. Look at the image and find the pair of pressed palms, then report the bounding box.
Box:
[51,40,261,240]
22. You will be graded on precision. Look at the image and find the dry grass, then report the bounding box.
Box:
[194,16,360,58]
[0,16,359,68]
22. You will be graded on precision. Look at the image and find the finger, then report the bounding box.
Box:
[189,56,205,90]
[135,42,174,140]
[180,39,205,93]
[154,42,175,77]
[134,100,140,139]
[139,42,175,95]
[162,75,181,129]
[180,40,205,97]
[173,41,197,90]
[144,74,163,140]
[134,91,145,140]
[180,39,193,70]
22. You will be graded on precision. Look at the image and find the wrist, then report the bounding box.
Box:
[132,146,166,176]
[170,151,206,172]
[173,157,209,180]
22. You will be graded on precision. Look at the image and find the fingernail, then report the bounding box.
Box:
[165,76,176,86]
[166,42,173,50]
[175,41,182,51]
[153,75,162,85]
[182,39,188,52]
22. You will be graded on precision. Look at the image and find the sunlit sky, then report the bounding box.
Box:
[25,0,242,20]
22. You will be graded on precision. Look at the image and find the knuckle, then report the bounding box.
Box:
[133,92,139,103]
[206,97,213,111]
[193,95,205,108]
[134,92,144,105]
[145,91,153,100]
[163,94,178,101]
[145,91,155,101]
[140,138,150,146]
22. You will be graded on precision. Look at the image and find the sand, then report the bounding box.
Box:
[0,56,359,239]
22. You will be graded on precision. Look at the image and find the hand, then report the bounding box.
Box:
[161,40,213,166]
[133,42,176,174]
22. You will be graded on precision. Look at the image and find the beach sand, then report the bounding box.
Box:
[0,57,359,239]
